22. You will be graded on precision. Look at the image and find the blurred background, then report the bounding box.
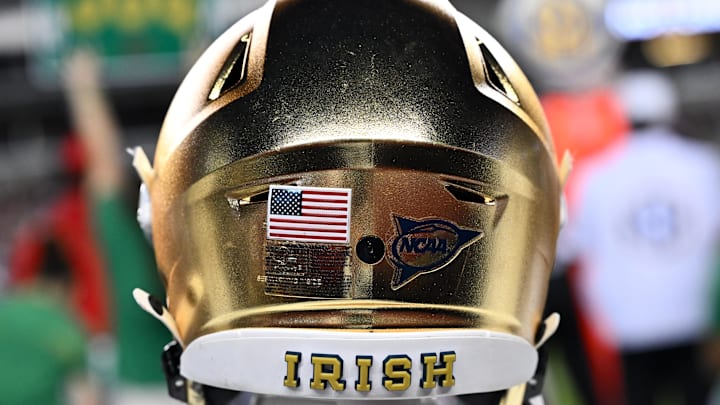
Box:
[0,0,719,404]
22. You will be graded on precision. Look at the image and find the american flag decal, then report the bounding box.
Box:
[267,185,352,244]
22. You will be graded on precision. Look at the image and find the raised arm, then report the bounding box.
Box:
[62,50,124,196]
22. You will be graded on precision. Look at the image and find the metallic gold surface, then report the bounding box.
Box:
[148,0,561,347]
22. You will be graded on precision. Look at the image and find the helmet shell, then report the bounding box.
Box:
[149,0,560,364]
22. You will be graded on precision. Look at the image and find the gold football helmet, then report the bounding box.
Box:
[133,0,562,403]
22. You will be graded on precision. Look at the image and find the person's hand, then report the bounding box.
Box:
[62,48,103,94]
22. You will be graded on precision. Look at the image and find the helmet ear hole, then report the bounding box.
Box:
[479,42,520,105]
[208,31,253,101]
[355,235,386,265]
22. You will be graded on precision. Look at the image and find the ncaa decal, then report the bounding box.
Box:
[388,215,483,289]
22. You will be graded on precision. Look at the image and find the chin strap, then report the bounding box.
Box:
[162,340,190,402]
[159,339,210,403]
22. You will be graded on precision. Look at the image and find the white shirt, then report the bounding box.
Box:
[558,128,720,351]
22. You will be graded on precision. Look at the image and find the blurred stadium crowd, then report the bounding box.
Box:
[1,0,720,404]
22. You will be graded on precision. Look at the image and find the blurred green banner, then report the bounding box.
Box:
[31,0,202,85]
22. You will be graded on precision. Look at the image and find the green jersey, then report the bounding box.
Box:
[0,291,87,405]
[92,194,170,384]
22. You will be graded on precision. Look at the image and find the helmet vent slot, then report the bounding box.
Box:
[478,41,520,105]
[226,185,269,210]
[226,179,302,210]
[444,183,495,205]
[209,32,253,101]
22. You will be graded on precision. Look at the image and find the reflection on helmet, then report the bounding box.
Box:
[139,0,562,402]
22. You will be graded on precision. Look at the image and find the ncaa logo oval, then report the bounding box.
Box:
[388,215,483,289]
